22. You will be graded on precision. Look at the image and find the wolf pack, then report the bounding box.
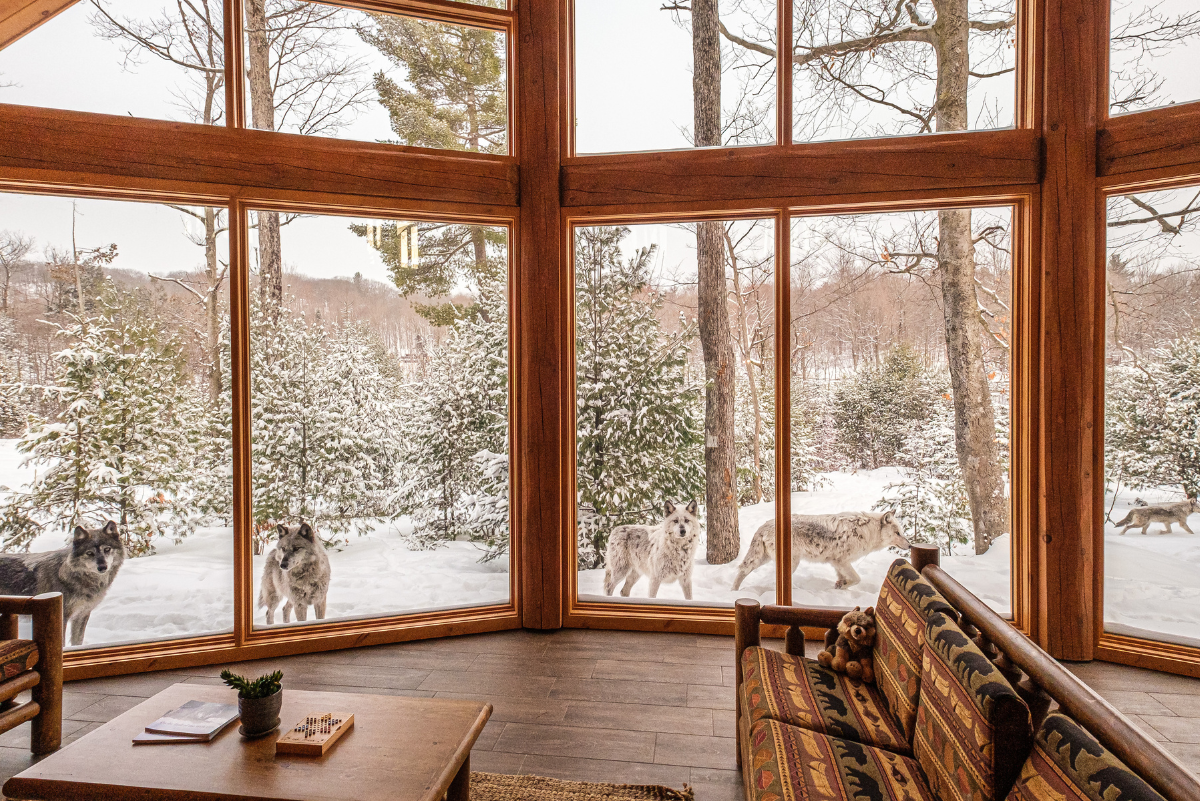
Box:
[0,495,1194,647]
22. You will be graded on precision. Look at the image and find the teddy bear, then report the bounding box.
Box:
[816,606,877,683]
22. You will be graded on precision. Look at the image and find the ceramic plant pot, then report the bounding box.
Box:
[239,688,282,737]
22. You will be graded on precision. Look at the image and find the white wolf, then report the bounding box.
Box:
[1114,498,1200,535]
[730,511,909,591]
[604,501,701,600]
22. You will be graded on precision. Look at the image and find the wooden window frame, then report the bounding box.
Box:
[0,0,1196,678]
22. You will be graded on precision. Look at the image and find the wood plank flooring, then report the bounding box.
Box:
[0,629,1194,800]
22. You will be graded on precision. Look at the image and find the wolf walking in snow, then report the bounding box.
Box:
[731,511,909,591]
[604,501,701,600]
[259,522,331,624]
[1114,498,1199,535]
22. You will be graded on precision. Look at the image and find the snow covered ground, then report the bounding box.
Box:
[5,439,1200,648]
[578,468,1013,614]
[0,440,510,649]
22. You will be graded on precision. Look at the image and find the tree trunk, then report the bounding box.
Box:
[726,230,764,504]
[245,0,282,315]
[203,207,224,404]
[934,0,1007,554]
[691,0,739,564]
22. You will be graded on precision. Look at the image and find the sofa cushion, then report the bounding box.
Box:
[746,717,937,801]
[914,612,1033,801]
[0,639,38,680]
[741,645,911,756]
[873,558,958,741]
[1006,712,1166,801]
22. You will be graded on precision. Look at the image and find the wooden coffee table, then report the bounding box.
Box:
[3,683,491,801]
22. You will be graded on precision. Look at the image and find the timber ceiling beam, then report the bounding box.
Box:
[0,104,519,209]
[1099,104,1200,184]
[0,0,79,50]
[560,128,1041,212]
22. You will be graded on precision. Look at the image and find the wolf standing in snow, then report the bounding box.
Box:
[0,521,126,646]
[731,511,909,591]
[259,522,331,624]
[1114,499,1199,535]
[604,501,701,600]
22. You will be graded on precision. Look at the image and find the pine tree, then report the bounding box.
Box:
[0,284,201,554]
[832,345,935,469]
[0,314,28,437]
[397,284,508,557]
[249,301,400,545]
[789,378,828,493]
[574,227,705,569]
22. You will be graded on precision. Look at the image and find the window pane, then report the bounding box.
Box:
[789,207,1012,613]
[0,192,232,648]
[1104,185,1200,646]
[1109,0,1200,114]
[574,0,776,154]
[792,0,1017,142]
[0,0,225,124]
[574,220,776,607]
[244,3,507,152]
[248,211,510,628]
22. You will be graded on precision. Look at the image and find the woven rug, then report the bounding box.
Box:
[471,772,695,800]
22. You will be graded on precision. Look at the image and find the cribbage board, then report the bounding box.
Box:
[275,713,354,756]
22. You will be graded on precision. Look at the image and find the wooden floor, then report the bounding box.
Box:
[0,629,1196,800]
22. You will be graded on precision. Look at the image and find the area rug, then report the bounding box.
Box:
[472,772,695,800]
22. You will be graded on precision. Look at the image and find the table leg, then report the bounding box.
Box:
[448,753,470,801]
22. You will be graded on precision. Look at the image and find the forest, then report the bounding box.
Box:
[0,0,1197,645]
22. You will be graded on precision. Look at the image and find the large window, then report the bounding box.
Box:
[0,192,233,648]
[247,210,511,627]
[1104,184,1200,647]
[1108,0,1200,114]
[789,207,1013,614]
[243,2,509,150]
[792,0,1017,141]
[573,219,776,606]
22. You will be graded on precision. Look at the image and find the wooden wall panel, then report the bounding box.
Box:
[0,105,518,208]
[1037,0,1100,661]
[515,0,564,629]
[561,129,1041,210]
[1099,104,1200,182]
[0,0,78,49]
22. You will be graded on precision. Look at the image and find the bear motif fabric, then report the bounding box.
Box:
[746,717,936,801]
[913,612,1033,801]
[872,558,958,741]
[741,645,911,756]
[1006,712,1167,801]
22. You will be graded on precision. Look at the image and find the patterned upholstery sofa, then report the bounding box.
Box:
[734,547,1200,801]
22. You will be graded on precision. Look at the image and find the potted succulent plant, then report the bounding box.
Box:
[221,669,283,737]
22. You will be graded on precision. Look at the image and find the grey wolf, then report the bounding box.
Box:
[258,522,331,624]
[603,501,701,600]
[0,521,126,646]
[1114,498,1199,535]
[731,511,909,591]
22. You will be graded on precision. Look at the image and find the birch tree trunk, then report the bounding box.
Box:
[933,0,1007,554]
[245,0,283,316]
[692,0,740,564]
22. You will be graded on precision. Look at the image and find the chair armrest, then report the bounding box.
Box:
[734,599,852,677]
[0,594,60,616]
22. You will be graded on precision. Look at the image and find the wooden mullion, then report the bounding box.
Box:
[0,0,79,50]
[774,210,791,607]
[777,0,793,146]
[317,0,514,29]
[0,105,518,207]
[1099,103,1200,182]
[1038,0,1101,661]
[229,199,253,647]
[225,0,246,129]
[562,129,1041,210]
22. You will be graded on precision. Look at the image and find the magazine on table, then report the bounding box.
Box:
[133,700,239,744]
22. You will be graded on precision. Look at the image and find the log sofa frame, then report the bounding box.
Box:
[733,545,1200,801]
[0,593,63,754]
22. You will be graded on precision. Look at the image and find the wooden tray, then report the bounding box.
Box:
[275,713,354,756]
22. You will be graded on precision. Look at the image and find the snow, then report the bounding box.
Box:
[579,468,1014,615]
[1,439,509,649]
[5,439,1200,648]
